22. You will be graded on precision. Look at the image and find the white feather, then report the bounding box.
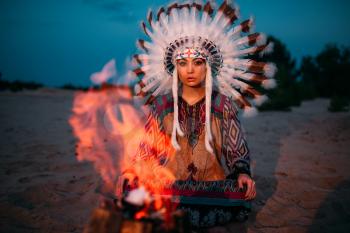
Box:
[233,3,241,19]
[253,95,268,106]
[205,63,213,149]
[242,107,258,118]
[226,59,275,78]
[140,69,163,85]
[136,40,151,52]
[231,33,266,48]
[260,42,274,56]
[264,63,277,78]
[248,16,256,33]
[158,12,170,33]
[228,16,255,37]
[134,83,141,94]
[256,33,267,46]
[150,21,167,46]
[90,59,117,84]
[152,75,172,97]
[219,76,242,100]
[262,79,277,89]
[223,45,259,57]
[171,67,184,151]
[141,78,160,93]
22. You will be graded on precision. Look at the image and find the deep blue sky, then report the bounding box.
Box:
[1,0,350,87]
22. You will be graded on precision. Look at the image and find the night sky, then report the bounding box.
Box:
[1,0,350,87]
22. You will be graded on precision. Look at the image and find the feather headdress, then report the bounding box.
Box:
[132,0,277,153]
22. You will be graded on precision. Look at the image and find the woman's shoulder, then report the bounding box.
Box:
[211,91,239,119]
[150,93,174,118]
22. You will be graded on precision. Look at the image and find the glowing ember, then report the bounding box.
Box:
[125,186,150,206]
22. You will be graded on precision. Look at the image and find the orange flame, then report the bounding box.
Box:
[69,84,177,220]
[69,85,146,191]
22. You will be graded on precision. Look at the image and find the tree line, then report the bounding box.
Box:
[1,36,349,112]
[259,36,350,112]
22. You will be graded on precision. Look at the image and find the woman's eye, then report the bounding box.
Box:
[194,60,203,66]
[179,62,186,66]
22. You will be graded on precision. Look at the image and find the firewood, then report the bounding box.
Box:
[83,207,122,233]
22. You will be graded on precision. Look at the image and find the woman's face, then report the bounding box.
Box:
[176,58,206,88]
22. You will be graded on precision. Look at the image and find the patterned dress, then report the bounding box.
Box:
[132,91,252,228]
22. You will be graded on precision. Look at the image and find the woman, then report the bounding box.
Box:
[173,55,255,201]
[122,0,276,228]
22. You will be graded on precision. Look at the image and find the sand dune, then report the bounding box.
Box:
[0,89,349,233]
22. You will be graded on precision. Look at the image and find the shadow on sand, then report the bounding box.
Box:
[307,179,350,233]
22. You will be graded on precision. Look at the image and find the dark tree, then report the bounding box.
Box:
[316,44,350,98]
[299,44,350,111]
[258,36,301,111]
[298,56,319,100]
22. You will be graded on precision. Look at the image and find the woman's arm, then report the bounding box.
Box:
[222,98,251,178]
[222,98,256,200]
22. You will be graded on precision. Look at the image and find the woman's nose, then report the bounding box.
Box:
[186,63,194,73]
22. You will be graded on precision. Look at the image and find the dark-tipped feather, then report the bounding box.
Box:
[203,2,214,16]
[137,39,148,53]
[157,7,165,20]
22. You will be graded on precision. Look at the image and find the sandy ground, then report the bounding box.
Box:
[0,89,349,233]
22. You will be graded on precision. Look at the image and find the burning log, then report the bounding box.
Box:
[83,199,191,233]
[83,205,123,233]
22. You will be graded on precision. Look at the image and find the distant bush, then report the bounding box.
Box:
[59,83,89,91]
[328,96,349,112]
[256,38,350,112]
[0,79,43,92]
[299,44,350,111]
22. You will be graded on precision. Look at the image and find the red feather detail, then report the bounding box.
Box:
[244,87,261,98]
[247,61,266,73]
[254,44,269,54]
[135,81,147,97]
[235,96,251,109]
[247,33,262,46]
[133,68,145,77]
[240,19,253,33]
[218,0,238,25]
[139,80,145,88]
[145,95,156,105]
[249,74,267,84]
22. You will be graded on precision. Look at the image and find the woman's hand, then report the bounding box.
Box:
[237,173,256,200]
